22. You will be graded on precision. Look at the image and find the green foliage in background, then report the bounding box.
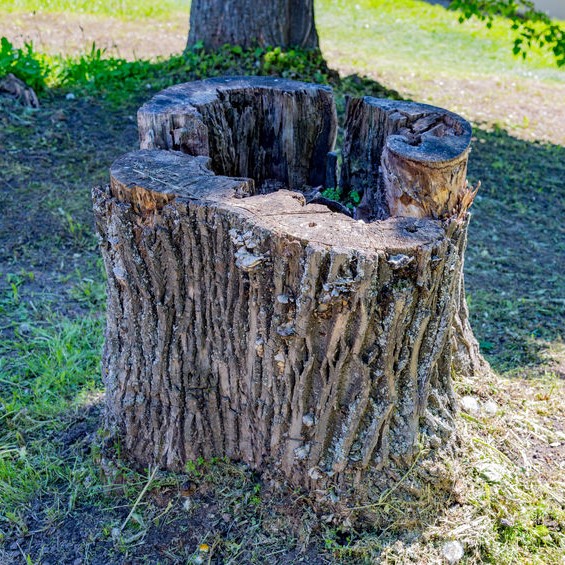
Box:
[451,0,565,66]
[0,38,344,106]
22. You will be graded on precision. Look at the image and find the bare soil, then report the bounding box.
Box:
[1,11,188,60]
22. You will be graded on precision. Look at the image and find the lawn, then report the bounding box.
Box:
[0,0,564,563]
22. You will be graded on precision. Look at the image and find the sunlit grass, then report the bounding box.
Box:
[0,278,104,515]
[0,0,189,19]
[316,0,565,81]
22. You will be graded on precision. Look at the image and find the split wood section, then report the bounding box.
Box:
[94,77,484,492]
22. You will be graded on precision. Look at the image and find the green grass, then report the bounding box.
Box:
[316,0,565,81]
[0,38,339,106]
[0,283,103,518]
[0,312,102,417]
[0,0,190,20]
[2,0,564,78]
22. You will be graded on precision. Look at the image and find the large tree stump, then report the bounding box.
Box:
[93,78,485,495]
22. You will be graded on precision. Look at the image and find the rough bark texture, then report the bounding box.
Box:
[187,0,319,50]
[94,78,486,495]
[340,97,485,377]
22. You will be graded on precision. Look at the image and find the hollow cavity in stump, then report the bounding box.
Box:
[94,77,486,496]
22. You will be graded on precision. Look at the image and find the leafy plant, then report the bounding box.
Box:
[0,37,49,91]
[0,41,333,107]
[322,186,362,210]
[451,0,565,66]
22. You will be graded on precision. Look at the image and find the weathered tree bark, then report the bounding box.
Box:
[187,0,319,51]
[340,96,486,377]
[94,78,486,496]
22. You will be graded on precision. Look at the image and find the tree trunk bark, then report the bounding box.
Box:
[187,0,319,51]
[94,78,487,496]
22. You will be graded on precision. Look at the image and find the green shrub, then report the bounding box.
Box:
[0,37,49,91]
[54,43,334,105]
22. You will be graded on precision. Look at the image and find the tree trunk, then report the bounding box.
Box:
[94,78,486,496]
[187,0,319,51]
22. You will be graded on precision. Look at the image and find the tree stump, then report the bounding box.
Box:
[93,77,484,495]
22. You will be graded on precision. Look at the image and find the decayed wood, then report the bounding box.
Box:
[94,79,487,495]
[187,0,319,51]
[137,77,337,193]
[341,97,472,221]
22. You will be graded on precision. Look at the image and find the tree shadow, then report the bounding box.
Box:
[421,0,452,6]
[465,125,564,375]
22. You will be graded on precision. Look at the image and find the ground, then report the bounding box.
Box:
[0,0,564,563]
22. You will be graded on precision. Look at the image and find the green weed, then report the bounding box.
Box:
[0,38,335,108]
[0,37,48,91]
[68,276,105,310]
[57,208,97,250]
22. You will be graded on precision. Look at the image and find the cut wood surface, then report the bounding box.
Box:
[341,97,473,221]
[94,77,486,496]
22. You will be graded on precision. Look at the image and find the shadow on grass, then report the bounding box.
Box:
[466,126,564,375]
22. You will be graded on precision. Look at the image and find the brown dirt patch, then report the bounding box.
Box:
[0,11,188,60]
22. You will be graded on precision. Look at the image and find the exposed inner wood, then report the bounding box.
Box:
[341,97,473,221]
[138,77,337,194]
